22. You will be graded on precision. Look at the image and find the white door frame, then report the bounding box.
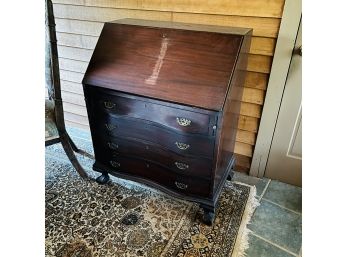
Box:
[249,0,302,177]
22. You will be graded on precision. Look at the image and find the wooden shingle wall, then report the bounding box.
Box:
[51,0,285,172]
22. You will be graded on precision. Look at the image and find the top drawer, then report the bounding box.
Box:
[86,86,217,136]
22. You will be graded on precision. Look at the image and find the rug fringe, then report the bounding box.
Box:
[231,183,260,257]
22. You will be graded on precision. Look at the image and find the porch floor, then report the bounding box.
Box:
[232,172,302,257]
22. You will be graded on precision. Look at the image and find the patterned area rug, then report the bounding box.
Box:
[45,128,258,257]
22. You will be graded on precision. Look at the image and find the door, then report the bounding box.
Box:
[265,21,302,186]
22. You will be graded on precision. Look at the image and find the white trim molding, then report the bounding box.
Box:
[249,0,302,177]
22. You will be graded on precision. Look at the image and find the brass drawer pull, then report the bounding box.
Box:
[105,124,117,131]
[176,117,191,127]
[107,142,118,150]
[175,162,189,170]
[175,181,188,190]
[175,142,190,150]
[110,161,120,168]
[104,101,115,109]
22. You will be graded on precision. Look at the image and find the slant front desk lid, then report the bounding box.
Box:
[83,19,252,111]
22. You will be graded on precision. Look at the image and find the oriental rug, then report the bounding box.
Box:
[45,129,258,257]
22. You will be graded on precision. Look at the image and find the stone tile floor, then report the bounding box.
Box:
[232,172,302,257]
[62,127,302,257]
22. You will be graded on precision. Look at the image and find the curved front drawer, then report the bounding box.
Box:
[95,114,215,159]
[99,155,211,197]
[91,89,216,136]
[96,136,212,179]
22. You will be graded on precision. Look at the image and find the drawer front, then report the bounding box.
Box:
[94,114,215,159]
[98,154,211,197]
[95,135,212,179]
[90,88,216,136]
